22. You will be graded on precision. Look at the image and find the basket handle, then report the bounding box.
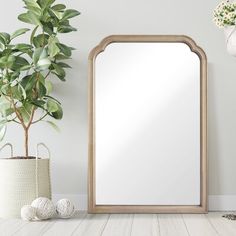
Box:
[35,143,51,197]
[0,143,13,158]
[36,143,51,160]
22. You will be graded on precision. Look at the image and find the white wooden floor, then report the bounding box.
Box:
[0,212,236,236]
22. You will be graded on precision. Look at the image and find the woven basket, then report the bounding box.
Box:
[0,143,51,218]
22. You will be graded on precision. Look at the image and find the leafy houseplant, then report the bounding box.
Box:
[0,0,80,158]
[0,0,80,218]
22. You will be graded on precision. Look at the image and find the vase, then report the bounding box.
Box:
[0,143,51,218]
[224,26,236,56]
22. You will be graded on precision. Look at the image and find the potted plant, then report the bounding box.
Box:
[0,0,80,218]
[213,0,236,56]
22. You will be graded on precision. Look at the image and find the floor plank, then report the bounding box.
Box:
[131,214,160,236]
[206,212,236,236]
[43,212,86,236]
[0,219,28,235]
[158,214,189,236]
[1,212,236,236]
[13,221,54,236]
[183,214,218,236]
[71,214,109,236]
[101,214,133,236]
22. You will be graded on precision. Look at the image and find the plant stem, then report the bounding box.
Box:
[24,127,29,158]
[32,112,48,124]
[23,107,35,158]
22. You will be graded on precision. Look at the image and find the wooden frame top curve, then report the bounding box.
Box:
[88,35,207,214]
[88,35,207,63]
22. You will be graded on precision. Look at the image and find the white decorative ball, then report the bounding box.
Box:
[56,199,75,218]
[21,205,36,221]
[31,197,56,220]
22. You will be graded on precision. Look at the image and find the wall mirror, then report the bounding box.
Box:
[88,35,207,213]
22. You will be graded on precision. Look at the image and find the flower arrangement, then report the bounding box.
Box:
[213,1,236,28]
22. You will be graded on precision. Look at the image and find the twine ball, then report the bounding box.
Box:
[56,199,75,218]
[31,197,56,220]
[21,205,36,221]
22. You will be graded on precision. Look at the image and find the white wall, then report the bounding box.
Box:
[0,0,236,210]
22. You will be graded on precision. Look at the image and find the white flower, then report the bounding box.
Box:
[213,1,236,28]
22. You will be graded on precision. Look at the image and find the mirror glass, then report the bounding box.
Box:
[95,42,200,205]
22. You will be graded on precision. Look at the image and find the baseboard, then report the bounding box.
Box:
[52,194,236,212]
[208,195,236,211]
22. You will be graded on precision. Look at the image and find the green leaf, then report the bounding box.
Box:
[0,97,13,117]
[48,9,63,19]
[18,84,27,100]
[0,36,5,46]
[2,108,15,117]
[56,43,72,57]
[45,80,53,94]
[21,74,36,91]
[31,99,46,108]
[10,28,30,41]
[18,11,41,26]
[48,8,60,20]
[10,78,20,87]
[0,55,16,69]
[60,19,69,26]
[52,63,65,81]
[27,76,36,91]
[26,6,42,16]
[10,86,22,100]
[36,80,47,98]
[14,43,32,51]
[33,48,51,71]
[61,9,80,21]
[46,98,58,112]
[58,25,77,33]
[4,108,15,117]
[33,47,44,64]
[11,57,29,71]
[18,13,32,24]
[20,64,32,71]
[18,106,31,123]
[30,26,39,45]
[45,120,60,131]
[0,56,8,68]
[36,58,51,71]
[0,84,10,94]
[0,42,5,50]
[45,95,61,104]
[43,22,54,35]
[51,103,63,119]
[37,0,55,7]
[48,36,60,57]
[0,33,10,44]
[23,0,41,9]
[0,97,11,112]
[57,62,72,68]
[51,4,66,11]
[33,34,49,47]
[55,53,70,60]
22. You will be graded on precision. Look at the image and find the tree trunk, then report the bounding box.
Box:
[24,128,29,158]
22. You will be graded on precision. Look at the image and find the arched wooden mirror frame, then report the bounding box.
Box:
[88,35,207,213]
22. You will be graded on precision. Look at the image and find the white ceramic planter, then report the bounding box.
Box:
[224,26,236,56]
[0,143,51,218]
